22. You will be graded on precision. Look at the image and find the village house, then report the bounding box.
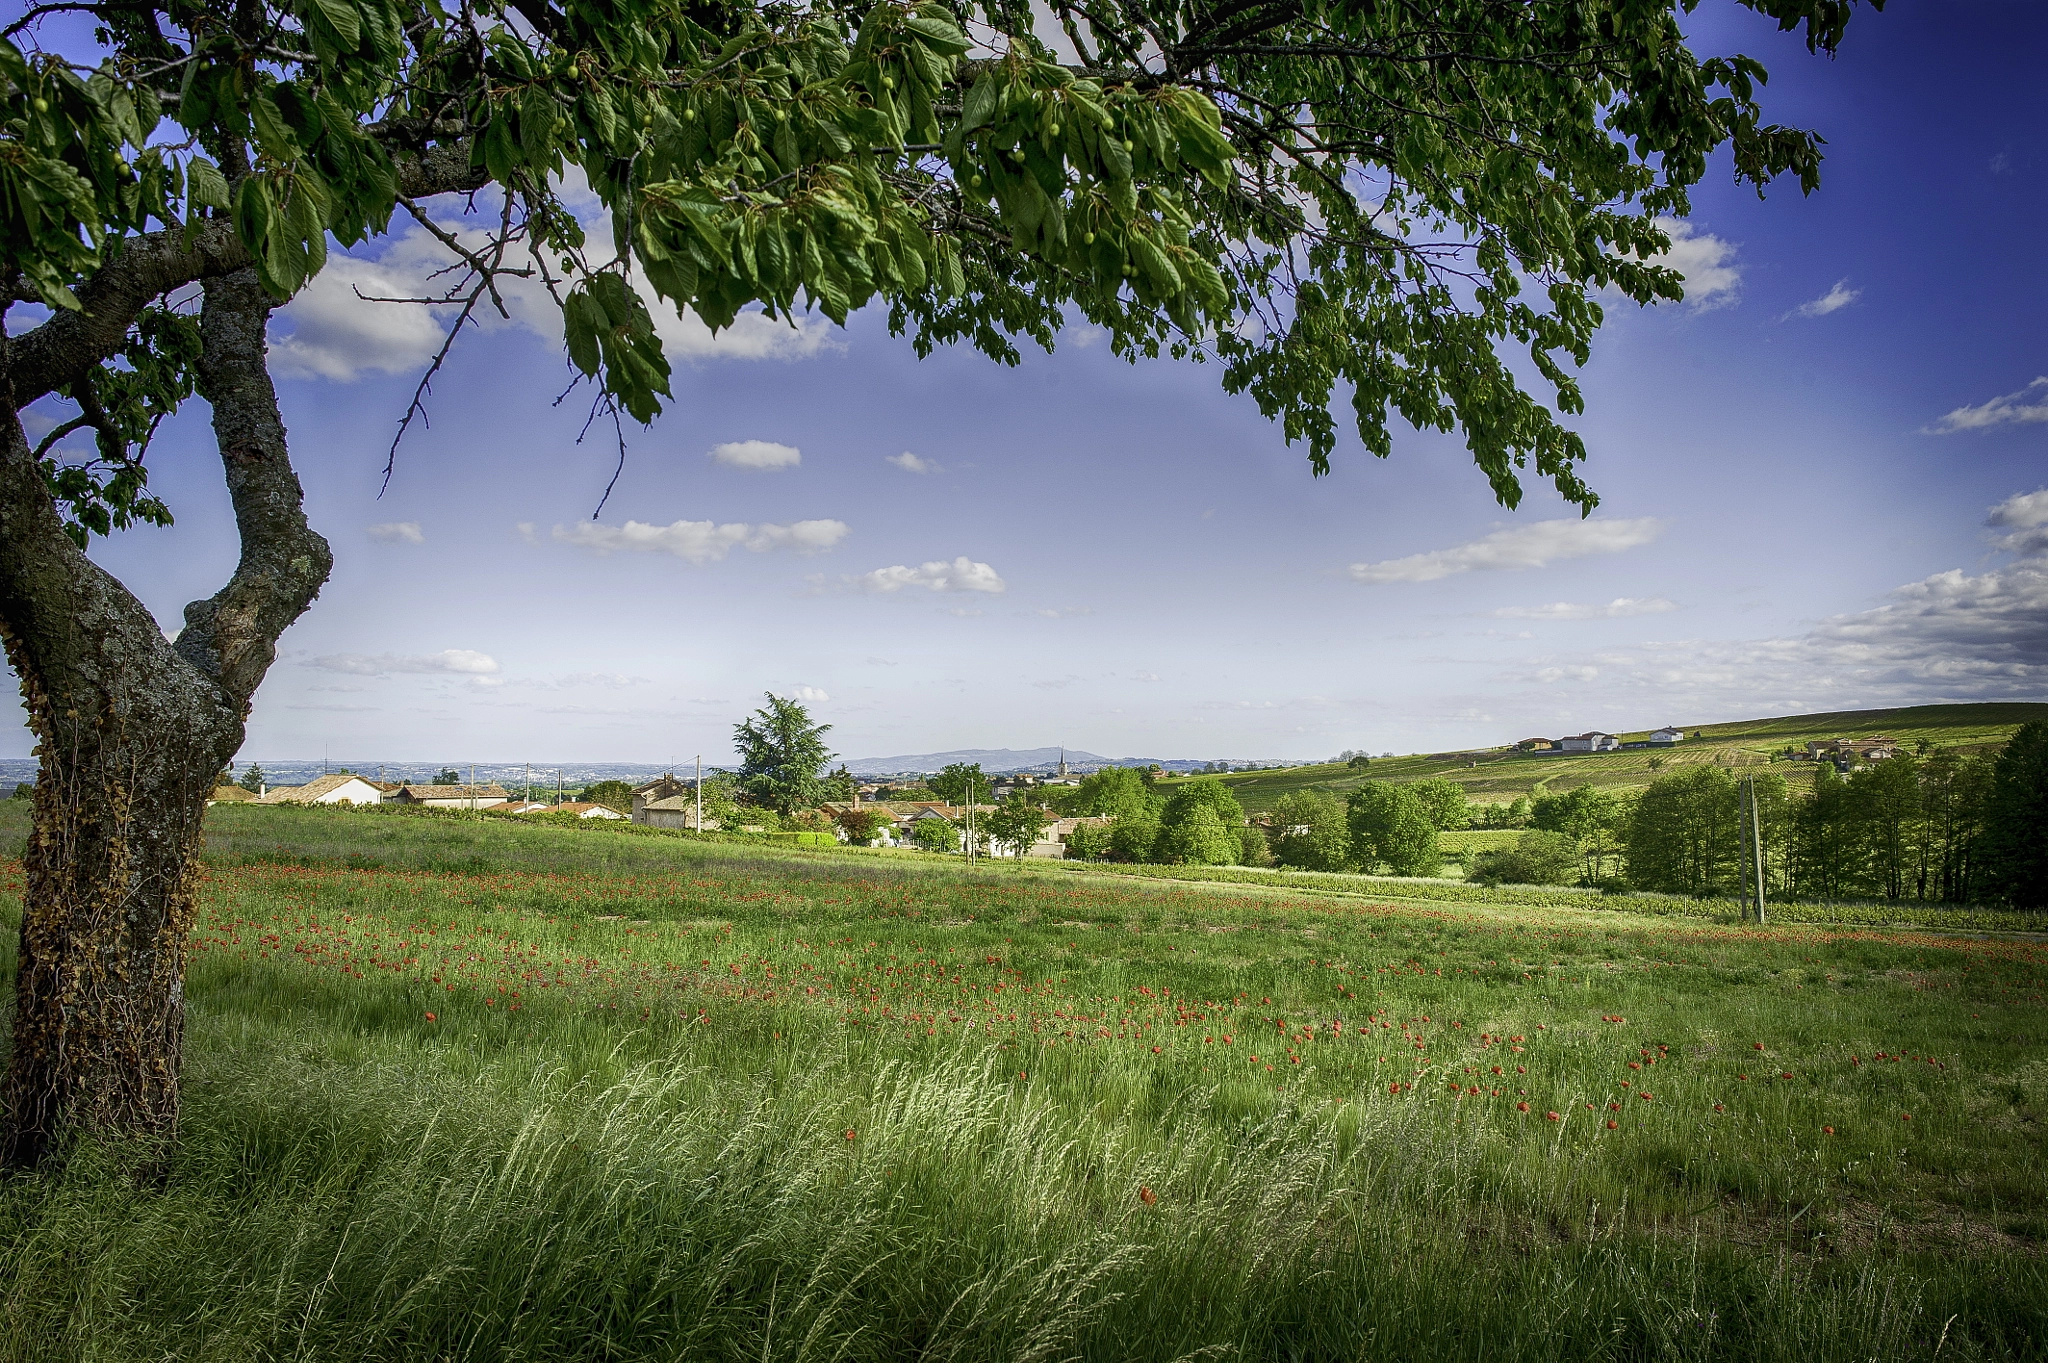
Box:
[1649,727,1686,745]
[1514,738,1555,752]
[636,793,717,830]
[253,773,386,806]
[1558,732,1620,753]
[383,782,511,809]
[630,775,695,821]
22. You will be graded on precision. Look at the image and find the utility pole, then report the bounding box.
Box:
[695,754,702,832]
[470,762,479,820]
[1740,776,1767,925]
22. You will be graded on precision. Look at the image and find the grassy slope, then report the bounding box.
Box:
[1,804,2045,1361]
[1169,702,2048,814]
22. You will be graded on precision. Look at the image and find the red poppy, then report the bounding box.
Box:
[1823,1126,1835,1135]
[424,1012,436,1021]
[1753,1042,1764,1050]
[1606,1119,1618,1130]
[1139,1186,1157,1205]
[1610,1102,1622,1111]
[1713,1103,1724,1113]
[1545,1111,1560,1122]
[1640,1092,1653,1101]
[1151,1045,1161,1053]
[1517,1101,1529,1112]
[1900,1113,1912,1121]
[844,1129,857,1141]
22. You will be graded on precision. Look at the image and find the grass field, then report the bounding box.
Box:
[1176,702,2048,814]
[2,803,2045,1361]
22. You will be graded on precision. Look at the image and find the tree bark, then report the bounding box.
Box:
[0,268,329,1168]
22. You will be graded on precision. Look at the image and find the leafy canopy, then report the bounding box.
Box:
[5,0,1876,538]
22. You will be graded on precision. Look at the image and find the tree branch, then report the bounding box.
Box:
[172,270,332,707]
[9,144,486,411]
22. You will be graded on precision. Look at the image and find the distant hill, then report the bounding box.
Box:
[840,748,1302,777]
[1161,701,2048,815]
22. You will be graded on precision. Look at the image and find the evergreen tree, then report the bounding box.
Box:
[238,764,266,794]
[733,694,835,816]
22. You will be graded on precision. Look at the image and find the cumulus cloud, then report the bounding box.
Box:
[710,439,801,471]
[1493,597,1677,620]
[1349,518,1663,584]
[886,451,942,474]
[311,649,499,676]
[271,212,834,383]
[1640,218,1741,309]
[853,557,1007,594]
[553,517,848,563]
[1502,492,2048,705]
[269,254,450,381]
[793,685,831,702]
[1925,377,2048,434]
[366,520,424,544]
[1784,279,1860,320]
[1988,489,2048,556]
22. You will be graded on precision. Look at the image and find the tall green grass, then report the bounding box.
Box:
[1,804,2045,1360]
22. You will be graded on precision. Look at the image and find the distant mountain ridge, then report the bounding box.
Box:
[840,748,1302,777]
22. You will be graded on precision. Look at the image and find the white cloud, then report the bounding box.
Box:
[1785,278,1860,320]
[1638,218,1741,309]
[366,521,424,544]
[854,557,1007,594]
[1503,492,2048,705]
[710,440,801,471]
[1349,518,1663,584]
[1988,489,2048,556]
[311,649,499,676]
[271,214,834,383]
[1132,671,1161,682]
[1492,597,1677,620]
[1925,377,2048,434]
[553,517,848,563]
[793,685,831,702]
[269,254,450,381]
[886,451,942,474]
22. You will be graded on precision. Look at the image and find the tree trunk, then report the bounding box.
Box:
[1,268,329,1168]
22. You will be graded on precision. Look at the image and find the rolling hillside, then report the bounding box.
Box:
[1155,702,2048,815]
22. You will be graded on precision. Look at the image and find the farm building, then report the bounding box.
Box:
[383,782,510,809]
[254,773,385,806]
[1558,732,1620,753]
[1649,727,1686,744]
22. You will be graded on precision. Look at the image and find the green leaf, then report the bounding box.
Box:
[310,0,362,48]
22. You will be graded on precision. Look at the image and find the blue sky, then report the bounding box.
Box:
[15,0,2047,767]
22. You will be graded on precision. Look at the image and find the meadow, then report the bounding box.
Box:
[1,803,2045,1361]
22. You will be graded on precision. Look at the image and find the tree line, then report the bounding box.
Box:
[1428,725,2045,908]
